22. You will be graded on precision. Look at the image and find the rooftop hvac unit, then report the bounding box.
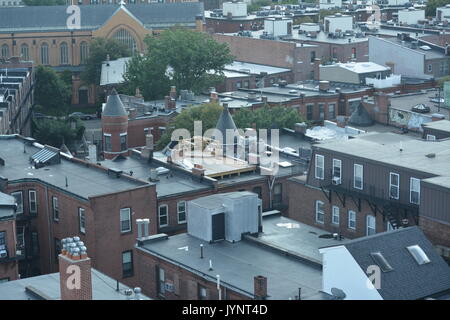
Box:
[149,169,159,181]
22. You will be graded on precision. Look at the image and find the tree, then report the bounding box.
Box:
[122,54,170,101]
[437,75,450,87]
[34,65,71,116]
[23,0,65,5]
[80,38,130,86]
[32,118,85,149]
[426,0,450,17]
[233,105,305,130]
[126,28,234,96]
[156,103,223,149]
[248,0,272,12]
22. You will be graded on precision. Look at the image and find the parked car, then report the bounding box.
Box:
[69,112,97,120]
[411,104,430,113]
[33,112,54,120]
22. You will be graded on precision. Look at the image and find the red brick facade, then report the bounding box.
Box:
[0,219,20,281]
[419,216,450,248]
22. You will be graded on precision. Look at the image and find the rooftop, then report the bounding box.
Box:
[0,191,15,220]
[388,89,449,119]
[0,135,148,200]
[0,268,149,300]
[225,61,292,76]
[322,62,390,74]
[422,119,450,133]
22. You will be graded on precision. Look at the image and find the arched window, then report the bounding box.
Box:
[40,43,49,65]
[20,44,29,61]
[112,28,137,55]
[1,44,9,58]
[80,41,89,65]
[60,42,69,65]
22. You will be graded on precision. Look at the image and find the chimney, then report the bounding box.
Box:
[141,134,154,160]
[314,58,321,81]
[59,237,92,300]
[195,14,204,32]
[319,80,330,92]
[164,96,170,111]
[135,87,143,99]
[170,86,177,100]
[374,92,390,124]
[254,275,267,300]
[336,115,346,128]
[261,96,268,104]
[210,91,219,104]
[192,163,206,177]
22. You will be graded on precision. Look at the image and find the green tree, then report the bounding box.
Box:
[127,28,233,96]
[23,0,65,5]
[233,105,305,130]
[157,103,223,149]
[34,65,71,116]
[248,0,272,12]
[80,38,130,86]
[426,0,450,16]
[32,118,85,149]
[319,8,341,20]
[122,54,170,101]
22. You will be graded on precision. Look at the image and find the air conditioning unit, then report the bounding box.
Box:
[0,250,7,259]
[164,282,174,293]
[332,177,341,185]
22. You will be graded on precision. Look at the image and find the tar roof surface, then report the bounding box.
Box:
[422,119,450,132]
[315,132,450,179]
[138,232,323,300]
[0,136,148,199]
[341,227,450,300]
[0,191,15,219]
[0,269,149,300]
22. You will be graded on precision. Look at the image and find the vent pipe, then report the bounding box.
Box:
[200,244,204,259]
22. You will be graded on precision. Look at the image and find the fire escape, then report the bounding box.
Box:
[319,171,419,228]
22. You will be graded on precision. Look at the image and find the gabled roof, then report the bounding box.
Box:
[0,3,204,33]
[103,89,127,117]
[340,227,450,300]
[348,103,374,127]
[215,105,238,138]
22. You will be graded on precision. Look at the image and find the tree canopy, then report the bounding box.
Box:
[34,65,71,116]
[124,28,234,98]
[233,105,305,130]
[32,118,85,149]
[425,0,450,16]
[157,103,223,149]
[80,38,130,86]
[23,0,65,5]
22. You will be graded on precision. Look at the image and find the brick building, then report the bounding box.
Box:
[0,58,35,136]
[0,3,204,105]
[286,131,450,254]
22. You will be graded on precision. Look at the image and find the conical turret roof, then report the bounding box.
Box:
[216,105,238,137]
[103,89,127,117]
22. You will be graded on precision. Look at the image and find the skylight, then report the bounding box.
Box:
[370,252,394,272]
[419,45,431,51]
[407,245,430,265]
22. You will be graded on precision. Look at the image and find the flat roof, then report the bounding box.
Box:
[0,268,149,300]
[0,136,148,200]
[422,119,450,133]
[372,36,446,60]
[315,132,450,180]
[389,89,449,119]
[100,57,131,86]
[137,230,324,300]
[226,61,291,75]
[322,62,390,74]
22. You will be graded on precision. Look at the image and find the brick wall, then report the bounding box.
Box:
[0,219,19,281]
[419,216,450,248]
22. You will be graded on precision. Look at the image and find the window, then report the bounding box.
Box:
[112,28,137,55]
[370,252,393,272]
[353,164,363,190]
[198,285,208,300]
[60,42,69,65]
[407,245,430,265]
[40,43,49,65]
[306,104,313,120]
[349,100,359,115]
[16,227,25,248]
[1,44,9,58]
[332,159,341,180]
[158,205,168,227]
[319,104,325,120]
[252,186,262,199]
[273,183,282,206]
[351,47,356,59]
[410,178,420,204]
[157,267,165,296]
[389,173,399,200]
[235,81,242,89]
[348,210,356,230]
[332,47,337,59]
[428,64,432,73]
[52,196,59,221]
[332,206,340,225]
[122,251,133,278]
[366,215,376,236]
[120,208,131,233]
[310,51,316,63]
[387,221,395,232]
[0,232,6,258]
[11,191,23,214]
[315,200,325,224]
[31,232,39,256]
[177,201,186,224]
[79,208,86,234]
[104,134,112,152]
[243,80,250,88]
[120,133,127,151]
[426,134,436,141]
[80,41,89,64]
[20,44,29,61]
[29,190,37,215]
[328,104,336,120]
[315,155,324,180]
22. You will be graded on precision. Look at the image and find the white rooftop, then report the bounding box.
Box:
[327,62,390,74]
[100,57,131,86]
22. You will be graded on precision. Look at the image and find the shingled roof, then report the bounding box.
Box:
[103,89,127,117]
[348,102,373,127]
[216,104,238,139]
[342,227,450,300]
[0,3,204,33]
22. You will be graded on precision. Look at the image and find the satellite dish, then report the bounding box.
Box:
[331,287,346,300]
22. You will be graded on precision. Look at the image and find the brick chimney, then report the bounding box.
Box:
[261,96,268,104]
[314,58,321,81]
[192,163,206,177]
[59,237,92,300]
[170,86,177,100]
[374,92,390,124]
[254,275,267,300]
[141,134,154,160]
[210,91,219,104]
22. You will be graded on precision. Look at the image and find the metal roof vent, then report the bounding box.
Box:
[425,153,436,158]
